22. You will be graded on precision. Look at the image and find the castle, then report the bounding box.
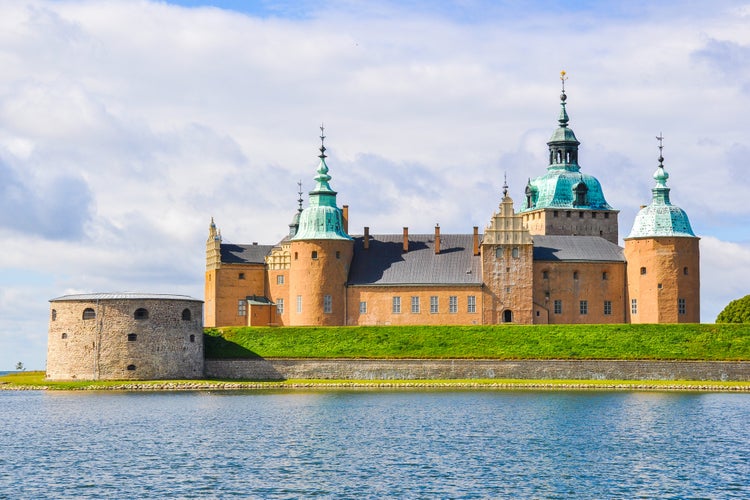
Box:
[205,77,700,327]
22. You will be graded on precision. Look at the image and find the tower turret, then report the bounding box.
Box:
[521,72,619,243]
[288,127,354,326]
[625,135,700,323]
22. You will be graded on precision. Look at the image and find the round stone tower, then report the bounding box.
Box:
[47,293,204,380]
[624,138,700,323]
[288,128,353,325]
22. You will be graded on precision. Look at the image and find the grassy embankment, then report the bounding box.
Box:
[205,323,750,360]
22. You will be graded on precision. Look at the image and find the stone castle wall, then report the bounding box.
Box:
[204,358,750,382]
[47,296,204,380]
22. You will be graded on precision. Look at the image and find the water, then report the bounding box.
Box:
[1,390,749,498]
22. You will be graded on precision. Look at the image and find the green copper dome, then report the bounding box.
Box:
[627,150,695,238]
[292,129,352,241]
[521,77,613,212]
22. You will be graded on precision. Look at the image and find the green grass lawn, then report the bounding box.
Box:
[205,323,750,360]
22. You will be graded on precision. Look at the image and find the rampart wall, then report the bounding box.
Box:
[204,358,750,382]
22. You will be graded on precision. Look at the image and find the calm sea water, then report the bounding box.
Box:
[1,390,749,499]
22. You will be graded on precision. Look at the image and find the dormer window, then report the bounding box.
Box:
[573,182,588,206]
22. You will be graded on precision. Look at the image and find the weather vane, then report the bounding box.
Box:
[560,70,567,93]
[319,123,326,158]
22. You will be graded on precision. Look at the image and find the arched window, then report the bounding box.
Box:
[573,182,588,206]
[61,332,68,339]
[181,308,191,321]
[683,267,689,275]
[573,271,579,280]
[189,334,196,343]
[127,333,137,341]
[82,308,96,320]
[126,364,136,371]
[134,308,149,320]
[51,309,57,321]
[511,247,519,259]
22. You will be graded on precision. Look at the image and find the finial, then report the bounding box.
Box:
[656,132,664,166]
[502,172,508,197]
[319,123,327,159]
[297,180,303,212]
[560,70,567,94]
[557,71,569,126]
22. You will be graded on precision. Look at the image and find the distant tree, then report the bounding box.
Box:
[15,362,25,371]
[716,295,750,323]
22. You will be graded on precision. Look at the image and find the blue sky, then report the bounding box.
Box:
[1,0,749,370]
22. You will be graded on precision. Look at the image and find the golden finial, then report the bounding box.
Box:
[560,70,568,93]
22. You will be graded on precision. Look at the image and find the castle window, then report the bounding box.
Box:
[335,251,341,259]
[61,332,68,339]
[312,251,318,260]
[573,271,579,280]
[542,270,549,280]
[239,272,245,280]
[430,296,439,314]
[495,247,503,259]
[392,296,401,314]
[592,212,597,219]
[126,364,136,371]
[631,299,638,315]
[296,295,302,313]
[323,295,332,314]
[127,333,137,342]
[579,300,588,315]
[579,211,584,219]
[554,300,562,314]
[566,211,571,218]
[683,267,689,275]
[411,296,421,314]
[449,296,458,314]
[190,334,195,343]
[359,301,367,314]
[678,298,686,315]
[51,309,57,321]
[602,272,608,281]
[134,308,149,320]
[238,299,247,316]
[640,267,647,275]
[604,212,610,219]
[658,283,663,289]
[277,275,285,285]
[467,296,476,314]
[553,210,559,218]
[574,183,588,206]
[277,298,284,315]
[294,252,298,260]
[82,308,96,320]
[512,247,519,259]
[182,309,191,321]
[604,301,612,316]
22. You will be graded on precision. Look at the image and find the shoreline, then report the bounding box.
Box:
[4,380,750,392]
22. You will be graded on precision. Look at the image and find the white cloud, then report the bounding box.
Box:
[0,0,749,369]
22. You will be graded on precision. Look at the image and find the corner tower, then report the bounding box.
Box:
[521,72,619,243]
[624,136,700,323]
[288,127,354,325]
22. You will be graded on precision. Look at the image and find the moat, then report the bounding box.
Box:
[2,390,749,498]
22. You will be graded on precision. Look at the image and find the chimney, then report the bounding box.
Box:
[434,224,441,254]
[402,227,409,253]
[364,226,370,250]
[342,205,349,234]
[473,226,479,256]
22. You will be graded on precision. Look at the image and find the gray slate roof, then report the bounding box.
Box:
[348,234,482,286]
[50,293,202,302]
[532,235,625,262]
[220,243,274,264]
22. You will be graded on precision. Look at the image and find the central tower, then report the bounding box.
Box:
[288,127,354,325]
[521,72,619,243]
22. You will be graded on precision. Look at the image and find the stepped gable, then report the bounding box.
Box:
[219,243,275,264]
[348,234,482,285]
[532,235,625,262]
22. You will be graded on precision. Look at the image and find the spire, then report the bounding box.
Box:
[502,172,509,198]
[547,70,580,171]
[297,180,304,213]
[651,133,671,205]
[288,181,305,237]
[312,123,334,195]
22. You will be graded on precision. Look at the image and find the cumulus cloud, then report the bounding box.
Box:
[1,0,750,369]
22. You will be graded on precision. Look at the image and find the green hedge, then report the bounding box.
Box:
[204,323,750,361]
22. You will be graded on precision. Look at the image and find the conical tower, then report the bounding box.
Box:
[624,136,700,323]
[288,127,354,325]
[521,72,619,243]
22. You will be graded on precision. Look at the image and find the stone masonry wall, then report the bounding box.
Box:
[204,358,750,382]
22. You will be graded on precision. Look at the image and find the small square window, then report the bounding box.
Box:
[579,212,584,218]
[312,251,318,260]
[640,267,647,275]
[239,272,245,280]
[277,275,285,285]
[602,271,608,281]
